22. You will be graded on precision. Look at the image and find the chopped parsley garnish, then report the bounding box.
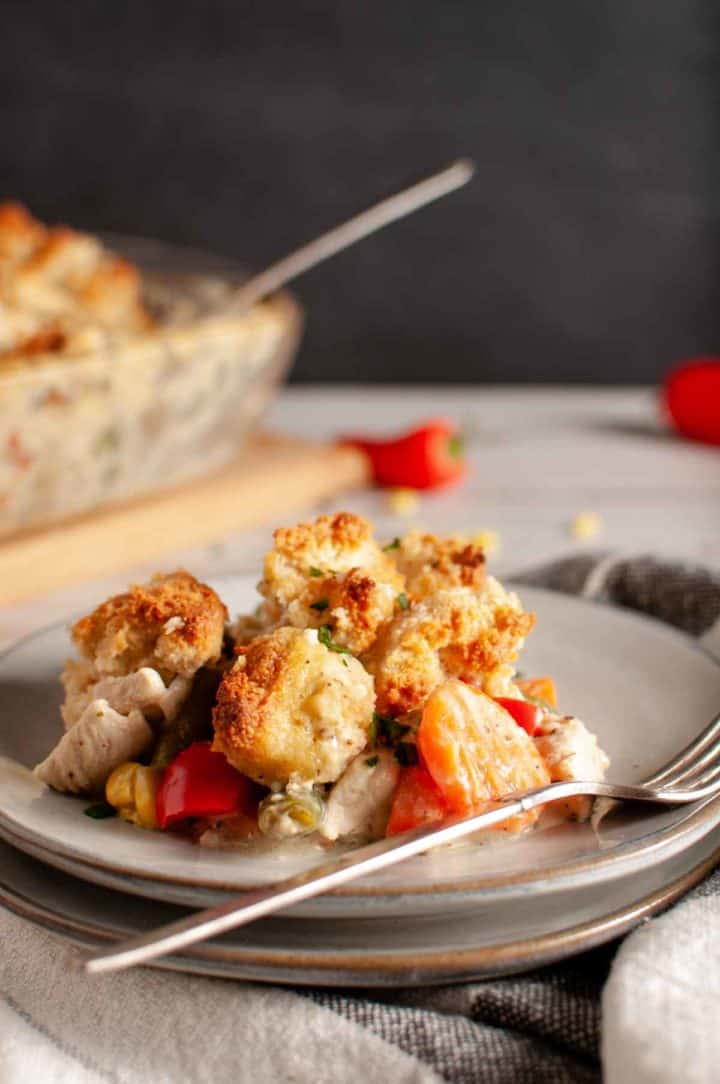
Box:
[397,592,409,610]
[370,710,410,746]
[394,742,419,766]
[365,755,380,768]
[383,537,401,551]
[318,625,352,655]
[84,802,117,820]
[341,657,349,667]
[310,598,329,611]
[309,566,324,577]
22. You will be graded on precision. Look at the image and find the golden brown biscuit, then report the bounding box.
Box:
[392,531,486,598]
[363,579,535,716]
[212,627,375,786]
[0,202,45,264]
[77,257,148,330]
[71,570,227,678]
[245,512,405,655]
[0,201,151,359]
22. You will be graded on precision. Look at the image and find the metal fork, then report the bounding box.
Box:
[85,710,720,975]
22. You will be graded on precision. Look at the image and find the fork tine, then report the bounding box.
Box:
[659,734,720,788]
[644,711,720,787]
[671,755,720,791]
[657,775,720,803]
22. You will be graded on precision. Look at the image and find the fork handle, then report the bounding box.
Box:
[83,777,710,975]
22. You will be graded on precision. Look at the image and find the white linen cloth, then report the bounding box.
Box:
[1,553,719,1083]
[603,893,720,1084]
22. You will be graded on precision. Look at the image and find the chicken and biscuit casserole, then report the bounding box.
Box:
[35,513,609,844]
[0,203,301,536]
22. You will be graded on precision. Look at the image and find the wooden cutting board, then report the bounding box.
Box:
[0,434,370,605]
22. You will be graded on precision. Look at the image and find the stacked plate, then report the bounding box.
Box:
[1,579,719,986]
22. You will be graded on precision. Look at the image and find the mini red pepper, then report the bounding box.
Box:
[156,742,255,829]
[340,419,466,490]
[494,697,545,737]
[662,358,720,446]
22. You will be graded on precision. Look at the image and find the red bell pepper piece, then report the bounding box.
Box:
[340,419,466,490]
[156,742,255,829]
[663,358,720,446]
[494,697,544,737]
[386,765,449,836]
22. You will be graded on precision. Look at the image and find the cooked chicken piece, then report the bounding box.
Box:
[535,714,610,819]
[392,531,486,598]
[71,571,227,678]
[34,699,153,795]
[60,659,97,729]
[321,747,400,842]
[241,512,404,655]
[60,665,191,729]
[146,673,191,721]
[212,627,375,786]
[151,663,227,769]
[363,579,534,716]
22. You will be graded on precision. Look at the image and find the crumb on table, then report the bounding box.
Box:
[570,511,603,540]
[387,488,420,516]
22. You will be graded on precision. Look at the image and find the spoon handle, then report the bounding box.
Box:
[228,159,474,311]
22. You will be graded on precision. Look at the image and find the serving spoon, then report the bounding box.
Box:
[219,158,475,314]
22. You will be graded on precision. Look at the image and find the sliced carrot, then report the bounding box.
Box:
[386,765,449,837]
[516,676,557,708]
[417,679,551,829]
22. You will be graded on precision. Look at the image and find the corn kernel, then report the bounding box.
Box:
[387,488,420,516]
[570,511,603,540]
[105,762,137,809]
[472,528,501,556]
[106,762,162,830]
[133,766,161,830]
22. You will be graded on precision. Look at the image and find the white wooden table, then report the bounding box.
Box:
[2,385,718,649]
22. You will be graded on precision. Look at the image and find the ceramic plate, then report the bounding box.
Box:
[1,578,719,918]
[1,829,718,986]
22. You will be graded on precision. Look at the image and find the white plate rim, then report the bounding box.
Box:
[1,831,718,985]
[1,793,719,917]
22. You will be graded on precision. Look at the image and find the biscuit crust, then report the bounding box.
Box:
[246,512,405,654]
[212,627,375,786]
[392,532,487,598]
[0,201,150,359]
[363,579,535,716]
[72,570,227,678]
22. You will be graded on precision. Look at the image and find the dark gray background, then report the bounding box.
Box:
[2,1,718,383]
